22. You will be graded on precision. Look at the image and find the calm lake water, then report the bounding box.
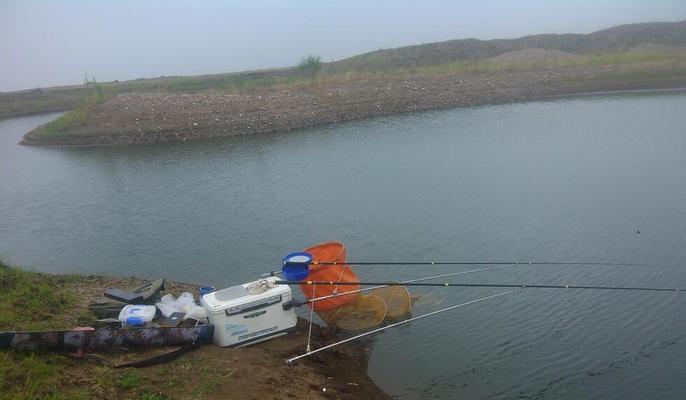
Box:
[2,91,686,399]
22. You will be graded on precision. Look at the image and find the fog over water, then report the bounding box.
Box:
[1,0,685,91]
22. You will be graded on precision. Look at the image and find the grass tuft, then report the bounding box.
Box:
[34,80,108,137]
[117,369,141,389]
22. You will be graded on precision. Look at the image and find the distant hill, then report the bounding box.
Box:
[328,20,686,71]
[3,20,686,120]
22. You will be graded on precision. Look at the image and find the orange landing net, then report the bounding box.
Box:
[300,241,360,311]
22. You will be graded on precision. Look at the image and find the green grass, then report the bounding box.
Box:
[0,263,87,399]
[33,81,109,137]
[0,262,75,331]
[191,378,220,399]
[117,369,141,390]
[137,393,171,400]
[335,48,686,78]
[0,351,89,400]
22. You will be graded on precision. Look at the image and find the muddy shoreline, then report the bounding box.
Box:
[20,63,686,147]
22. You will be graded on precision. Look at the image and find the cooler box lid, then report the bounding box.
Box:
[201,277,290,315]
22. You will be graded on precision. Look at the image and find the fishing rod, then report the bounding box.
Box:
[309,261,678,268]
[283,261,684,363]
[286,278,686,362]
[290,264,517,307]
[266,260,676,279]
[286,289,522,364]
[277,280,686,293]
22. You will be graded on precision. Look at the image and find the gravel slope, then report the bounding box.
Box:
[21,63,686,146]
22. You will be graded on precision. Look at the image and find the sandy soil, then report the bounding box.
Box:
[16,275,390,400]
[20,63,686,146]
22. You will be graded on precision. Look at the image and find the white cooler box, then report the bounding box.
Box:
[201,277,297,347]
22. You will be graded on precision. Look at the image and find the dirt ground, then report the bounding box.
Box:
[20,63,686,146]
[3,275,389,400]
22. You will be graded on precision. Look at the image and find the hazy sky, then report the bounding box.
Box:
[1,0,685,92]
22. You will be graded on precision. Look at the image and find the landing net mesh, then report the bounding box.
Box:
[301,242,412,331]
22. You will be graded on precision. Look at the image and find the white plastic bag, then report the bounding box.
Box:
[185,304,208,320]
[176,292,196,311]
[155,292,207,320]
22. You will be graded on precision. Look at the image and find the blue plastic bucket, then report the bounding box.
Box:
[282,252,312,281]
[199,286,216,297]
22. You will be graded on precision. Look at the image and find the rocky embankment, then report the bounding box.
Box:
[21,63,686,146]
